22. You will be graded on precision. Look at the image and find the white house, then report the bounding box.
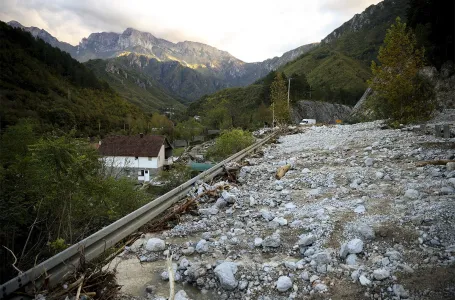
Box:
[99,134,173,181]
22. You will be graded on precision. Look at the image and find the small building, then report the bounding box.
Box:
[99,134,173,182]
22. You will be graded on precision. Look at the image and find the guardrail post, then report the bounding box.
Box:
[443,124,450,138]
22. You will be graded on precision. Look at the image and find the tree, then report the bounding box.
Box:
[174,118,204,144]
[367,17,435,124]
[270,72,290,125]
[206,129,254,161]
[290,72,310,102]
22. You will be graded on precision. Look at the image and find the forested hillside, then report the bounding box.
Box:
[85,58,185,114]
[280,0,409,105]
[0,21,147,136]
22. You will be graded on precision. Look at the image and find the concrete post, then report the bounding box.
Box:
[443,124,450,138]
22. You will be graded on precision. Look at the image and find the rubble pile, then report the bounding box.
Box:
[118,120,455,300]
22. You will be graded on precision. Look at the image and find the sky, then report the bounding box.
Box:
[0,0,382,62]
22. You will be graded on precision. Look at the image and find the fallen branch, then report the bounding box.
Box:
[167,252,175,300]
[3,246,22,275]
[275,164,291,179]
[415,160,455,167]
[75,274,85,300]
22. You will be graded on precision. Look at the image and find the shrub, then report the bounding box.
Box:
[206,129,255,161]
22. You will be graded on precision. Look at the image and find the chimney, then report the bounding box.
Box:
[140,133,144,138]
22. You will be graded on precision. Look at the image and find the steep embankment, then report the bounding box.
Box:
[292,100,352,123]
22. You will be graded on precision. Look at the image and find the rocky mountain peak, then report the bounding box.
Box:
[7,20,24,29]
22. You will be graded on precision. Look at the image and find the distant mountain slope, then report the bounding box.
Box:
[0,21,145,135]
[85,58,186,113]
[279,0,409,105]
[6,20,317,102]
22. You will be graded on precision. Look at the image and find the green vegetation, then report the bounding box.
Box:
[0,21,148,135]
[156,164,194,192]
[85,59,185,114]
[0,121,149,282]
[206,129,255,161]
[270,73,290,124]
[279,0,409,105]
[174,118,204,144]
[367,17,435,124]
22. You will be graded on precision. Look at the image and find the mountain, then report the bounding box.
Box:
[6,21,317,104]
[187,0,410,130]
[279,0,409,105]
[7,20,77,56]
[0,21,146,135]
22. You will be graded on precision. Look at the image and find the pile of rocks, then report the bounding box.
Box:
[119,120,455,300]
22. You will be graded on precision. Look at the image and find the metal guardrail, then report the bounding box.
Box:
[0,131,277,299]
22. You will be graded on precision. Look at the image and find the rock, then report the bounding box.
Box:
[161,271,169,281]
[346,239,363,254]
[276,276,292,292]
[314,283,328,292]
[339,242,349,258]
[175,290,190,300]
[301,271,309,281]
[312,251,331,265]
[298,234,316,246]
[304,248,315,257]
[273,217,288,226]
[263,233,281,247]
[385,250,401,261]
[354,205,366,214]
[447,162,455,171]
[346,254,358,265]
[145,238,165,252]
[365,158,374,167]
[254,237,263,247]
[182,247,195,255]
[221,191,236,203]
[351,270,360,281]
[261,209,274,221]
[215,198,227,208]
[393,284,409,298]
[373,268,390,280]
[356,224,375,240]
[238,280,248,290]
[249,196,257,206]
[199,207,219,215]
[359,274,371,286]
[404,189,419,199]
[214,262,238,290]
[375,171,384,179]
[186,263,207,281]
[196,239,209,253]
[309,275,319,283]
[441,186,454,194]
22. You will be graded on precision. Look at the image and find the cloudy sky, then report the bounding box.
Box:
[1,0,381,62]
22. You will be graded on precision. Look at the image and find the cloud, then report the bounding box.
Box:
[0,0,382,62]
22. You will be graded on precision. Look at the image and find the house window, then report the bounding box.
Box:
[148,157,152,161]
[138,170,144,176]
[135,157,139,160]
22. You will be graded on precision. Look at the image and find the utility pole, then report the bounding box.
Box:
[272,102,275,127]
[287,78,292,110]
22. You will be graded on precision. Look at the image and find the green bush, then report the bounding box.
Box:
[0,122,149,282]
[156,164,193,192]
[206,129,255,161]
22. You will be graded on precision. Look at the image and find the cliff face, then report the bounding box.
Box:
[292,100,353,124]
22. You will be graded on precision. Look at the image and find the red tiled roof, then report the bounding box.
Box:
[99,135,169,157]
